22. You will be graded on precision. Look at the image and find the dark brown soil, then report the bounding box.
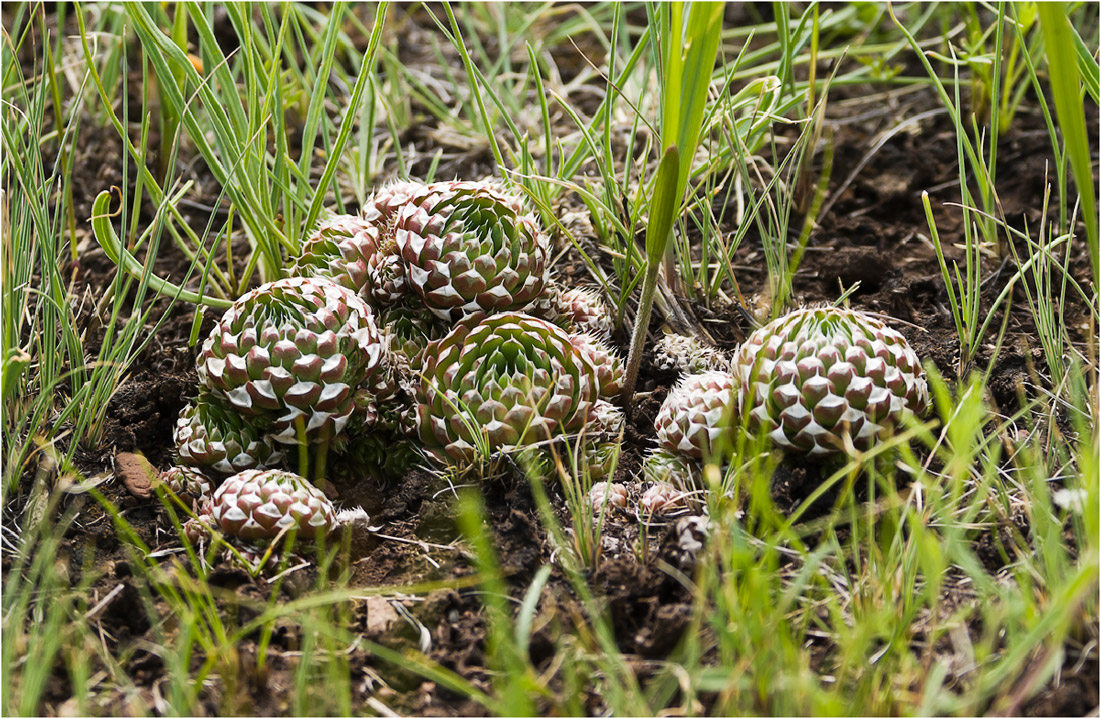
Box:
[5,6,1098,717]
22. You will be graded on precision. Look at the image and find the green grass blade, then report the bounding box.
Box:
[1037,2,1098,288]
[90,191,233,309]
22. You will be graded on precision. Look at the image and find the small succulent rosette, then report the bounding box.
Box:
[568,333,624,401]
[541,399,624,480]
[588,481,628,512]
[392,181,551,321]
[654,371,739,460]
[196,276,387,446]
[158,466,213,510]
[415,311,601,466]
[356,181,450,305]
[174,392,284,475]
[654,332,733,375]
[639,481,690,516]
[188,469,336,543]
[578,400,624,479]
[731,306,928,457]
[377,302,450,386]
[293,214,392,303]
[638,449,708,518]
[641,449,702,491]
[330,384,423,481]
[292,182,445,309]
[529,282,615,337]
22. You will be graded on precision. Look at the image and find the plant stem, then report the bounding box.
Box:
[295,417,309,479]
[314,438,330,486]
[619,261,662,416]
[619,145,680,414]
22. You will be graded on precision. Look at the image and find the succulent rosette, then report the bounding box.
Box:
[589,481,628,511]
[654,333,733,375]
[641,449,701,489]
[579,400,623,479]
[357,181,450,305]
[559,288,614,336]
[293,214,387,299]
[640,481,689,515]
[415,312,600,464]
[731,306,928,457]
[294,182,444,307]
[183,514,217,545]
[335,426,422,480]
[174,393,284,475]
[655,371,738,459]
[198,469,336,541]
[332,383,421,480]
[393,181,550,320]
[378,302,449,380]
[158,466,213,509]
[538,284,615,336]
[196,276,386,445]
[568,333,624,400]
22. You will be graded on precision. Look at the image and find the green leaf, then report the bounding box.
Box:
[304,3,388,232]
[645,145,681,259]
[90,191,232,309]
[661,1,725,204]
[1038,3,1098,287]
[1,348,31,407]
[1069,19,1099,103]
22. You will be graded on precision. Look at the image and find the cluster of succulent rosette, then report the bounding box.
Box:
[636,306,930,498]
[161,180,625,553]
[589,307,928,520]
[159,178,929,551]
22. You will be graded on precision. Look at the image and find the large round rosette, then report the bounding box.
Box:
[196,276,386,445]
[731,306,928,457]
[393,181,550,320]
[415,312,600,464]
